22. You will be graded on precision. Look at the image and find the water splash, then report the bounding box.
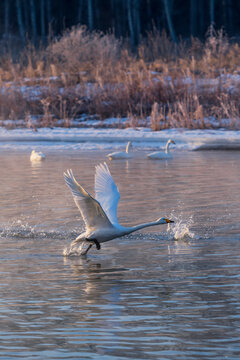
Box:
[0,219,78,240]
[63,241,86,257]
[167,215,195,241]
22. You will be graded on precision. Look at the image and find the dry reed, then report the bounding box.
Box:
[0,26,239,129]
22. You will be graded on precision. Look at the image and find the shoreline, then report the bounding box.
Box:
[0,127,240,151]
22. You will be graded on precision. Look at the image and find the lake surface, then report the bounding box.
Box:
[0,149,240,359]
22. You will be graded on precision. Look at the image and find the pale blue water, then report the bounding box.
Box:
[0,150,240,359]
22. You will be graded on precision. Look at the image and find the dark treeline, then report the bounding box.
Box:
[1,0,239,47]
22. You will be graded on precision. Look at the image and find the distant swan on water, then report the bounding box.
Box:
[63,163,174,255]
[147,139,175,159]
[30,150,46,162]
[107,141,132,160]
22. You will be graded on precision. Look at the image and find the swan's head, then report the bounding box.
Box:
[168,139,175,145]
[156,217,174,224]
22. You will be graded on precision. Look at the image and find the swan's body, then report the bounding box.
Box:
[107,141,132,160]
[30,150,45,162]
[64,163,173,255]
[147,139,175,159]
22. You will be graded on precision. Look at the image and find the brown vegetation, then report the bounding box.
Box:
[0,26,240,130]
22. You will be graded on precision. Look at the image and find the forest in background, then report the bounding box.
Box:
[1,0,239,49]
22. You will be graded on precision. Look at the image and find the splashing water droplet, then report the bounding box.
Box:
[167,215,195,241]
[63,241,86,257]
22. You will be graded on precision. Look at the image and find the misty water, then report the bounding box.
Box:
[0,149,240,359]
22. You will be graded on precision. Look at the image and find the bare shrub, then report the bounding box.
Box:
[47,26,122,82]
[0,90,28,120]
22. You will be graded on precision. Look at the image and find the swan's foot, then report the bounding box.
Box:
[64,238,85,256]
[66,238,101,256]
[63,243,83,256]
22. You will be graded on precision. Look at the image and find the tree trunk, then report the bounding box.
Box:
[78,0,83,24]
[133,0,140,45]
[4,0,9,37]
[30,0,37,41]
[88,0,94,31]
[127,0,136,48]
[47,0,51,25]
[23,0,30,34]
[40,0,45,38]
[16,0,25,42]
[210,0,215,26]
[222,0,227,30]
[190,0,197,36]
[198,0,205,36]
[116,0,125,36]
[227,0,233,33]
[163,0,177,43]
[95,0,101,29]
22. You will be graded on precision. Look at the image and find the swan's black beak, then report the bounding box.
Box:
[166,218,174,223]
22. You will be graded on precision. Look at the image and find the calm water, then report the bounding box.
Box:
[0,150,240,359]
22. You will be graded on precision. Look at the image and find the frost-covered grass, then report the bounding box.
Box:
[1,26,240,130]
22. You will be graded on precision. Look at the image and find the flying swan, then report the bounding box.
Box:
[147,139,175,159]
[63,163,174,255]
[107,141,132,160]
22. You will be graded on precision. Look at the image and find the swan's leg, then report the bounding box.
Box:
[92,239,101,250]
[81,243,93,255]
[86,238,101,250]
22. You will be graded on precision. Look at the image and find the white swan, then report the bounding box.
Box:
[147,139,175,159]
[107,141,132,160]
[63,163,174,255]
[30,150,46,162]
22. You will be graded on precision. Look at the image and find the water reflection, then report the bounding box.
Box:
[30,159,43,175]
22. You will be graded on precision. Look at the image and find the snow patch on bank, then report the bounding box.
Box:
[0,127,239,151]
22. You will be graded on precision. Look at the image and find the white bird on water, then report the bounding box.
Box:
[147,139,175,159]
[63,163,174,256]
[30,150,46,162]
[107,141,132,160]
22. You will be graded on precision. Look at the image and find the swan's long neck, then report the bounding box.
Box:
[122,220,162,235]
[126,142,131,153]
[165,141,171,154]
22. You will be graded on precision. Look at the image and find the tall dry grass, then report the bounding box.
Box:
[0,25,240,129]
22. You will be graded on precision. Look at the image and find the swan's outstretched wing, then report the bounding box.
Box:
[64,169,113,231]
[95,163,120,225]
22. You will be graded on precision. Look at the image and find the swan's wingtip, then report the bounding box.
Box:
[64,169,74,178]
[95,162,109,172]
